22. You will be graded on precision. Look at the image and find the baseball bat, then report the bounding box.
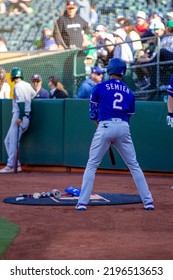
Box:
[14,125,20,173]
[109,146,116,165]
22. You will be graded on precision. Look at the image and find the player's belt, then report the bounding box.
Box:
[105,118,123,122]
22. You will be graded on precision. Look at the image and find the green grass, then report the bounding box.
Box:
[0,217,20,257]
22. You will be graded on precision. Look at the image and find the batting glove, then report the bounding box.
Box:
[167,113,173,127]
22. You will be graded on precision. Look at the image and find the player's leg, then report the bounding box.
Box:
[113,124,154,208]
[77,124,111,206]
[5,117,19,169]
[0,116,18,173]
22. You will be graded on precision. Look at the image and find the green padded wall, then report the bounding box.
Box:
[130,101,172,171]
[1,100,12,163]
[64,100,173,172]
[1,99,173,172]
[1,100,64,165]
[0,100,2,163]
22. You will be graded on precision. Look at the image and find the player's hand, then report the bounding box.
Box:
[16,119,21,126]
[167,113,173,127]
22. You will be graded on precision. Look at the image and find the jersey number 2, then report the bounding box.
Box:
[113,93,123,110]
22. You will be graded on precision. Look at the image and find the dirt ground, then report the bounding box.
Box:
[0,169,173,260]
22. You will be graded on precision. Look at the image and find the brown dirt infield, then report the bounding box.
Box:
[0,168,173,260]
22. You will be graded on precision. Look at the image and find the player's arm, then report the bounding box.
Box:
[89,100,98,120]
[89,86,99,121]
[16,102,25,125]
[167,94,173,113]
[167,94,173,127]
[166,74,173,127]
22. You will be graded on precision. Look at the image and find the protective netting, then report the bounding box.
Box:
[0,0,172,100]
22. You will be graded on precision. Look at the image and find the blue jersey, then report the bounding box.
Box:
[167,74,173,96]
[90,78,135,122]
[34,88,50,99]
[77,78,95,99]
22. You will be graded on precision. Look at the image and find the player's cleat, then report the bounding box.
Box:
[75,203,87,210]
[0,165,22,173]
[144,203,154,210]
[17,166,22,172]
[0,166,14,173]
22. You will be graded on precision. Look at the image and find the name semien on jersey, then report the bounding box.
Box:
[105,82,130,94]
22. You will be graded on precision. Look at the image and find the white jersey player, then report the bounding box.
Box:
[0,67,36,173]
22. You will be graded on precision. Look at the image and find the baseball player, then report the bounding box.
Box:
[0,67,36,173]
[75,58,154,211]
[166,74,173,127]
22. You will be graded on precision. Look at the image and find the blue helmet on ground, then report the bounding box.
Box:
[106,58,126,76]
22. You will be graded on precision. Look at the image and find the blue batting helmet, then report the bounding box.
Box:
[106,58,126,76]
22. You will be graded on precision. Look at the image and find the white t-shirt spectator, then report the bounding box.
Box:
[0,82,11,99]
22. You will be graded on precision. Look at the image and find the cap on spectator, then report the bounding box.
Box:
[167,20,173,28]
[167,12,173,20]
[66,0,78,8]
[84,54,95,64]
[136,11,147,20]
[95,25,107,32]
[116,15,126,23]
[113,29,126,41]
[154,11,165,21]
[104,34,115,44]
[153,21,165,30]
[31,74,42,81]
[42,23,53,29]
[123,19,134,27]
[91,66,105,74]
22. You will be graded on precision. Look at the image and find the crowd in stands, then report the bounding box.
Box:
[0,0,33,15]
[1,0,173,98]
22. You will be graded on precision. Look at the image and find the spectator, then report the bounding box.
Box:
[97,33,115,67]
[122,19,143,59]
[153,11,165,23]
[18,0,33,14]
[113,29,134,63]
[82,33,97,74]
[0,0,7,14]
[82,33,97,57]
[135,21,167,89]
[39,23,58,51]
[116,15,127,27]
[48,76,68,99]
[89,3,98,27]
[136,11,149,36]
[53,0,89,49]
[7,0,21,15]
[76,0,90,23]
[0,34,8,51]
[84,54,97,75]
[0,68,11,99]
[76,66,105,99]
[114,21,134,54]
[94,24,110,64]
[94,24,108,48]
[31,74,50,99]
